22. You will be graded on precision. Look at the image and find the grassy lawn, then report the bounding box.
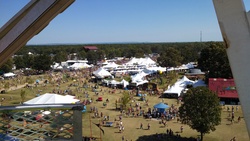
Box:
[0,72,248,141]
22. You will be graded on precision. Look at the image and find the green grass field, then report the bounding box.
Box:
[0,72,248,141]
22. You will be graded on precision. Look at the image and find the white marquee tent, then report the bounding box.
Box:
[163,84,184,97]
[175,76,194,87]
[69,63,91,70]
[93,67,112,78]
[24,93,80,104]
[125,57,156,66]
[162,76,194,97]
[102,62,120,70]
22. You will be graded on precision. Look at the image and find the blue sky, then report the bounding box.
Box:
[1,0,250,45]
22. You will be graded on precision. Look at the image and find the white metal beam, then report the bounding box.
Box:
[213,0,250,138]
[0,0,75,66]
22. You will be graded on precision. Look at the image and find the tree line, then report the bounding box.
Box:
[0,41,232,79]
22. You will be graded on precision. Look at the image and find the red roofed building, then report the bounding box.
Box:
[209,78,239,105]
[84,46,98,52]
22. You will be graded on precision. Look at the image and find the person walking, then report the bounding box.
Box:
[140,123,143,129]
[180,126,184,133]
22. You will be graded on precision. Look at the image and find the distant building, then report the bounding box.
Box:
[208,78,239,105]
[83,46,98,52]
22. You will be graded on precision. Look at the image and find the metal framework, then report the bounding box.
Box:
[213,0,250,138]
[0,104,83,141]
[0,0,75,66]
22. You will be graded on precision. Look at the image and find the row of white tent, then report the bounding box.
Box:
[93,66,166,86]
[163,76,207,97]
[102,79,130,88]
[124,57,156,66]
[52,57,195,72]
[52,62,92,70]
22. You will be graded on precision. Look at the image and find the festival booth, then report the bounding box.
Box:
[102,62,120,71]
[109,80,120,88]
[176,76,194,87]
[68,62,91,70]
[162,85,183,98]
[93,68,112,79]
[162,76,194,98]
[130,72,148,86]
[154,102,169,113]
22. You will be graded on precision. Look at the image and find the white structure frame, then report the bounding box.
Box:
[213,0,250,138]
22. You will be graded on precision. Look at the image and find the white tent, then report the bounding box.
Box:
[3,72,16,78]
[143,57,156,66]
[110,80,120,85]
[162,76,194,97]
[125,57,156,66]
[103,62,119,70]
[93,67,112,78]
[24,93,80,104]
[131,71,148,82]
[120,79,129,88]
[163,84,183,97]
[176,76,194,87]
[69,63,91,70]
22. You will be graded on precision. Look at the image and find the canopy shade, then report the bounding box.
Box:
[153,102,169,109]
[24,93,80,104]
[93,67,112,78]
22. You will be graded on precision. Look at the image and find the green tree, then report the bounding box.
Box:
[53,51,67,63]
[86,51,99,65]
[33,54,52,71]
[78,50,87,60]
[22,54,34,68]
[120,93,131,110]
[179,87,221,141]
[198,43,233,78]
[0,59,13,73]
[13,56,26,69]
[157,47,183,67]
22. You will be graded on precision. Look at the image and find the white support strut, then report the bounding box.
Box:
[0,0,75,66]
[213,0,250,138]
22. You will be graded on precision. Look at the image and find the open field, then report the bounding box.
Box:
[0,71,248,141]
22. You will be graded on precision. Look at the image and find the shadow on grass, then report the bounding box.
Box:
[136,133,196,141]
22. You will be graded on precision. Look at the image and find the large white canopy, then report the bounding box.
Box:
[131,71,148,83]
[93,67,112,78]
[69,63,91,70]
[24,93,80,104]
[163,76,194,97]
[125,57,156,66]
[163,84,184,96]
[175,76,194,87]
[103,62,119,69]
